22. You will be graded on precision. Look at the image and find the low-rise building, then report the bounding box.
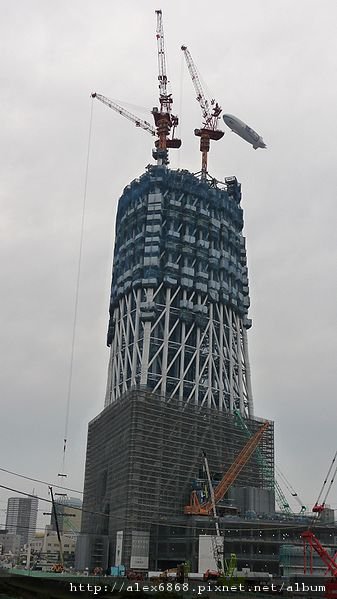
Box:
[0,530,21,556]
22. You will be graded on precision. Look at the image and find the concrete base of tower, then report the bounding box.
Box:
[78,389,274,571]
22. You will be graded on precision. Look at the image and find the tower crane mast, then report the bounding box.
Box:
[181,44,224,179]
[155,9,169,109]
[152,10,181,157]
[92,11,180,165]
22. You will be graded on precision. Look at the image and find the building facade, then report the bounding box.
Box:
[5,496,38,547]
[79,165,274,571]
[105,166,253,415]
[50,497,82,537]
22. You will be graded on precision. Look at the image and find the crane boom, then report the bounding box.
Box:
[181,45,210,125]
[155,9,168,105]
[92,93,156,136]
[184,420,269,515]
[313,450,337,513]
[181,44,223,178]
[212,421,269,507]
[152,10,181,155]
[302,531,337,577]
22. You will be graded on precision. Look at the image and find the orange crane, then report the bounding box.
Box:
[184,420,270,515]
[181,44,224,179]
[92,11,180,165]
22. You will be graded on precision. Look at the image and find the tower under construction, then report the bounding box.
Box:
[76,10,274,573]
[105,167,253,414]
[77,166,274,572]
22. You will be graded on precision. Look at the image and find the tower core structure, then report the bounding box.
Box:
[105,165,253,416]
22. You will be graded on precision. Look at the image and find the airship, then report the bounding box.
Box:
[222,114,266,149]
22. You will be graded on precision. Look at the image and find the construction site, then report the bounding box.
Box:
[74,9,337,595]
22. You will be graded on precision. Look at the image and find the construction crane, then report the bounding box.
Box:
[49,486,64,571]
[276,466,306,514]
[301,531,337,598]
[91,93,156,137]
[181,44,224,179]
[234,409,306,515]
[184,420,269,515]
[202,451,239,582]
[153,9,181,161]
[202,451,225,574]
[312,450,337,514]
[92,11,180,165]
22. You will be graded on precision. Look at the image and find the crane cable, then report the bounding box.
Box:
[276,465,306,509]
[314,450,337,508]
[60,97,94,477]
[321,451,337,506]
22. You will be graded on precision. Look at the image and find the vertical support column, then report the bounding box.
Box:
[242,327,254,417]
[179,290,187,403]
[207,303,213,408]
[131,288,141,387]
[122,292,131,392]
[160,287,171,396]
[115,297,125,398]
[218,303,224,411]
[194,295,201,406]
[140,288,154,387]
[236,313,244,414]
[104,349,113,407]
[110,304,120,404]
[228,307,234,412]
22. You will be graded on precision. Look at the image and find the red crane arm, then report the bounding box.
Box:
[92,93,156,136]
[302,531,337,578]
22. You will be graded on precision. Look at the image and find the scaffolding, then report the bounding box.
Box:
[82,390,274,567]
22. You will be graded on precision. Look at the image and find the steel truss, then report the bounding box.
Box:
[105,166,253,417]
[105,285,253,415]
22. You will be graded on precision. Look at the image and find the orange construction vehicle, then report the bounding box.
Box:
[184,420,270,516]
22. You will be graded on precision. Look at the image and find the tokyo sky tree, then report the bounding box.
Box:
[104,165,253,417]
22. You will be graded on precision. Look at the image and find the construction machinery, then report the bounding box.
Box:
[184,420,269,515]
[181,44,224,179]
[48,486,64,573]
[92,10,180,165]
[91,93,156,137]
[301,531,337,599]
[234,409,306,515]
[312,450,337,514]
[199,453,240,583]
[201,450,225,573]
[152,9,181,159]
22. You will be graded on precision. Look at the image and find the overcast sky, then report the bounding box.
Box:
[1,0,337,529]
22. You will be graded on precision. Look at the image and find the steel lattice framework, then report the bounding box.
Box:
[105,166,253,416]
